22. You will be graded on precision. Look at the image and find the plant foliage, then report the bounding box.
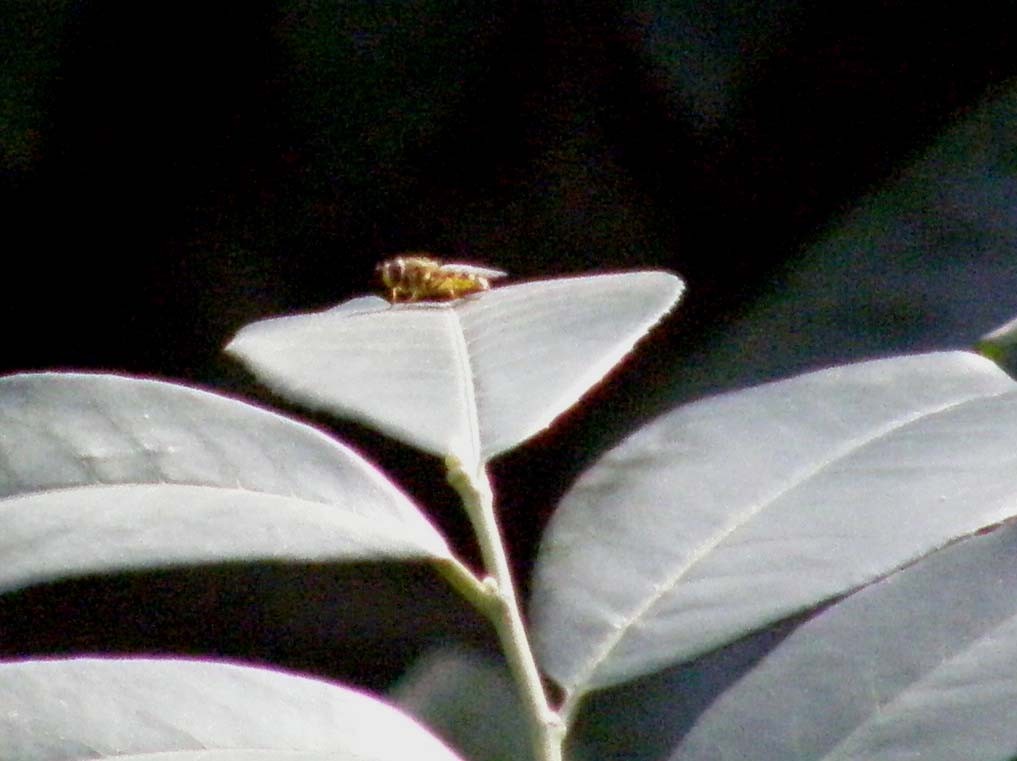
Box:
[4,272,1017,761]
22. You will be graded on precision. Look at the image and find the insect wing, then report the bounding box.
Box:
[437,262,509,280]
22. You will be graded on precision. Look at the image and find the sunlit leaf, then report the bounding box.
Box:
[90,753,351,761]
[977,312,1017,375]
[0,373,449,594]
[225,272,683,471]
[531,351,1017,699]
[0,657,464,761]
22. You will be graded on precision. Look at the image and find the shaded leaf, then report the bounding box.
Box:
[566,517,1017,761]
[655,83,1017,407]
[667,516,1017,761]
[0,373,448,594]
[531,352,1017,698]
[391,647,532,761]
[225,273,683,471]
[0,657,464,761]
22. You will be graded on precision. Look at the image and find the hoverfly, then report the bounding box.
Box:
[376,254,508,303]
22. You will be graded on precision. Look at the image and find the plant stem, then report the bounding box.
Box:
[432,555,497,618]
[447,457,564,761]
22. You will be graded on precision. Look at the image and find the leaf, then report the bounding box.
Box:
[652,83,1017,407]
[567,517,1017,761]
[71,753,355,761]
[0,373,449,594]
[530,351,1017,699]
[977,312,1017,377]
[391,647,532,761]
[0,657,465,761]
[225,272,683,471]
[584,516,1017,761]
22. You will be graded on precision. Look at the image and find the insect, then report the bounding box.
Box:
[376,255,508,303]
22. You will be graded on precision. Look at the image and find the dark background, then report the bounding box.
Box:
[4,1,1017,689]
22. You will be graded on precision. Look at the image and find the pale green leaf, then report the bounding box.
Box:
[977,312,1017,374]
[0,373,449,593]
[69,753,350,761]
[225,272,683,471]
[669,519,1017,761]
[569,518,1017,761]
[0,657,464,761]
[531,351,1017,698]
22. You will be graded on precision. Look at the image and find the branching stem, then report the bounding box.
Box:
[446,456,564,761]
